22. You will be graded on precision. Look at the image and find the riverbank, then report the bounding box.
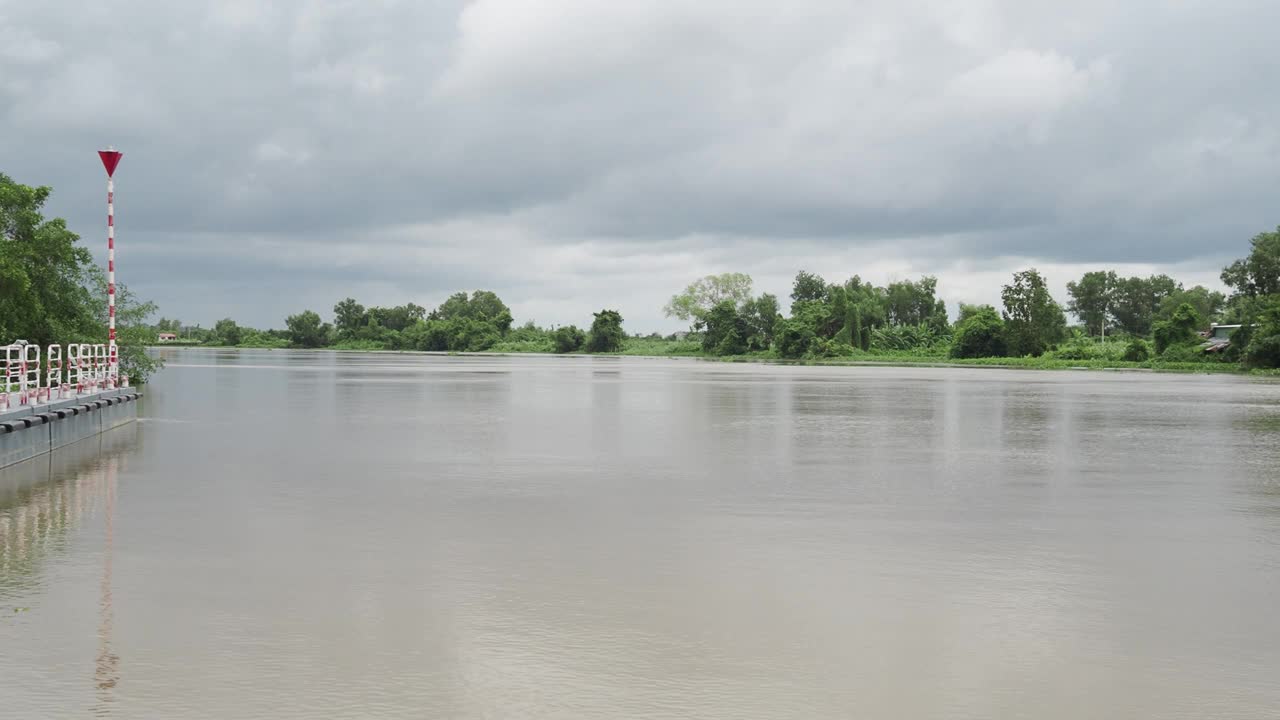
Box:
[149,344,1280,376]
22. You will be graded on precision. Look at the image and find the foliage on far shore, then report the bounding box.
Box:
[150,224,1280,375]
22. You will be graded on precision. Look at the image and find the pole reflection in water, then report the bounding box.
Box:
[94,455,119,716]
[0,427,135,716]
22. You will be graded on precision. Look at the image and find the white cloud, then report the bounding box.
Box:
[0,25,60,64]
[947,50,1106,114]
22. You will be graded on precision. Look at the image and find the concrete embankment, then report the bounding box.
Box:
[0,390,140,469]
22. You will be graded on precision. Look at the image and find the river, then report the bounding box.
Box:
[2,348,1279,718]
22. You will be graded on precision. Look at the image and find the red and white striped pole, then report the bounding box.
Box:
[98,147,123,385]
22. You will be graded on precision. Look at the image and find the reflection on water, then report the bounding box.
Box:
[0,428,134,597]
[94,454,119,717]
[1,427,133,717]
[2,350,1280,718]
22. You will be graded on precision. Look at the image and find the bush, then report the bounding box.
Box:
[330,338,386,351]
[1245,333,1280,369]
[814,337,858,358]
[488,338,555,353]
[868,323,948,353]
[553,325,586,353]
[713,328,747,356]
[1158,344,1207,363]
[1121,339,1151,362]
[775,318,816,359]
[950,306,1007,359]
[1242,297,1280,369]
[1049,336,1096,361]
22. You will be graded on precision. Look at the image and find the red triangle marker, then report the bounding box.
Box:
[98,149,123,177]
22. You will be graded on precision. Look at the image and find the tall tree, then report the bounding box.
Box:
[664,273,754,323]
[285,310,330,348]
[701,300,747,355]
[739,293,780,351]
[1221,226,1280,299]
[884,276,948,330]
[367,303,426,332]
[1152,303,1203,354]
[1156,286,1225,325]
[844,276,889,332]
[214,318,242,346]
[332,298,367,337]
[431,291,512,334]
[587,310,625,352]
[790,270,827,306]
[1242,296,1280,368]
[1065,270,1117,336]
[1110,274,1183,337]
[1001,269,1066,356]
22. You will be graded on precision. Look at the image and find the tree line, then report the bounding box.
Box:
[667,227,1280,369]
[177,293,631,356]
[163,224,1280,370]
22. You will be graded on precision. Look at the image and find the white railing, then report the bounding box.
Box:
[0,341,127,410]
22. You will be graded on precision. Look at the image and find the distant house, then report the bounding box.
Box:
[157,332,178,342]
[1202,324,1251,353]
[1208,324,1242,341]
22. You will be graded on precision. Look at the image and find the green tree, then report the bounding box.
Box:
[850,305,864,350]
[790,270,827,307]
[1110,274,1182,336]
[366,303,426,333]
[700,300,747,355]
[586,310,624,352]
[884,276,948,330]
[96,276,162,382]
[0,172,99,347]
[823,285,848,339]
[213,318,242,346]
[1243,296,1280,368]
[844,276,889,337]
[431,291,513,334]
[553,325,586,353]
[950,305,1007,358]
[664,273,754,323]
[1122,338,1152,362]
[1221,226,1280,299]
[1001,269,1066,356]
[419,290,515,351]
[1156,285,1225,326]
[1152,302,1204,354]
[332,298,367,338]
[1066,270,1117,336]
[739,293,780,351]
[775,318,816,359]
[285,310,330,348]
[154,317,182,334]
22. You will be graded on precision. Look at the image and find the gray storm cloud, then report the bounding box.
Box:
[1,0,1276,330]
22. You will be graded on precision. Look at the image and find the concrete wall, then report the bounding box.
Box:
[0,392,139,469]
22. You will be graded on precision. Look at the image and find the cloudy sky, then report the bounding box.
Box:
[2,0,1276,331]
